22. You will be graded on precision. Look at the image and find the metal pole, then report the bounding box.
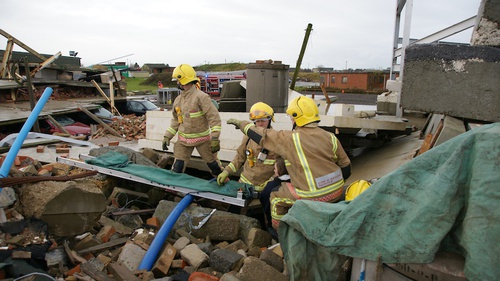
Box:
[290,23,313,90]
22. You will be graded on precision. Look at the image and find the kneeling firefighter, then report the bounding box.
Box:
[162,64,223,176]
[217,102,279,190]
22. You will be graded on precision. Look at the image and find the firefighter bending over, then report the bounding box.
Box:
[226,96,351,230]
[217,102,279,190]
[162,64,223,176]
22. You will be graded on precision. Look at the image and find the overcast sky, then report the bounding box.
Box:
[1,0,480,70]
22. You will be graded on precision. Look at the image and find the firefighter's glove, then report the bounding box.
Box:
[211,138,220,153]
[217,170,230,186]
[227,118,242,129]
[162,136,170,151]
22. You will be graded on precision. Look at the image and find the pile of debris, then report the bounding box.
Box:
[91,115,147,141]
[0,149,302,281]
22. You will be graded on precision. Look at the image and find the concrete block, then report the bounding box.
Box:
[433,116,466,147]
[18,180,107,236]
[246,228,272,249]
[191,215,240,242]
[331,104,355,117]
[209,248,244,273]
[117,242,147,271]
[180,244,209,269]
[197,242,215,255]
[223,240,248,253]
[173,236,191,252]
[236,256,288,281]
[401,44,500,122]
[259,249,284,272]
[471,0,500,46]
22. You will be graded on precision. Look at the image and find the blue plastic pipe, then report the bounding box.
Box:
[138,194,194,270]
[0,87,53,192]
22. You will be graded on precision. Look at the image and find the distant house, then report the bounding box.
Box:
[141,63,173,74]
[312,67,334,73]
[319,69,397,93]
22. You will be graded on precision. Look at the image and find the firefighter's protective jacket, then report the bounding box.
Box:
[164,86,221,146]
[239,120,351,199]
[224,135,279,191]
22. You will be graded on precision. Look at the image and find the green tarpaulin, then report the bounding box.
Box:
[280,122,500,281]
[86,151,250,198]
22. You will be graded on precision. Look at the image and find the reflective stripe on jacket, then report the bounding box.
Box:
[224,135,278,191]
[164,86,221,146]
[239,120,351,199]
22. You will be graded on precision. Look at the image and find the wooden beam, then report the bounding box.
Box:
[0,29,50,63]
[91,80,122,116]
[46,115,70,135]
[77,105,123,138]
[108,262,141,281]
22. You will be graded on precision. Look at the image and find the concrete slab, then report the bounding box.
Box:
[401,44,500,122]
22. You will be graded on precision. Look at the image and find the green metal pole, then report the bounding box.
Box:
[290,23,313,90]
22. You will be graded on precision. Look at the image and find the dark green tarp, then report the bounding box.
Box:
[280,122,500,281]
[86,151,250,198]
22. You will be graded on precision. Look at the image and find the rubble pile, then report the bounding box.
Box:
[0,156,291,280]
[92,115,147,141]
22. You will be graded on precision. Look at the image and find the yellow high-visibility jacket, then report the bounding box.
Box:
[239,121,351,199]
[164,86,221,146]
[225,135,279,191]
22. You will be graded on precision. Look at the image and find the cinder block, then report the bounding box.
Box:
[180,244,209,269]
[117,242,146,271]
[209,248,244,273]
[236,256,288,281]
[401,44,500,122]
[191,215,240,241]
[259,249,284,272]
[246,228,272,249]
[173,236,191,252]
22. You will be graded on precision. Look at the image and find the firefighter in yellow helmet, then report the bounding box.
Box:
[226,96,352,230]
[217,102,279,191]
[162,64,223,176]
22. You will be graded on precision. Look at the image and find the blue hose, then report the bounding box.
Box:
[138,194,194,270]
[0,87,53,191]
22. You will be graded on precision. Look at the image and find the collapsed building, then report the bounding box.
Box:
[0,0,499,280]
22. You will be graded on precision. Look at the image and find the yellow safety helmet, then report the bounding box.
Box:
[249,102,275,122]
[345,180,371,201]
[286,96,320,126]
[172,64,200,86]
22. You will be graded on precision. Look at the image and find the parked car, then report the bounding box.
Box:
[40,115,91,136]
[125,99,160,116]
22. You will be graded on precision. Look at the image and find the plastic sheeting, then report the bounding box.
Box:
[279,122,500,281]
[86,151,250,198]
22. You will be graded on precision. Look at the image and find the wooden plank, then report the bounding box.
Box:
[91,80,122,117]
[77,105,123,138]
[429,119,444,149]
[152,243,176,277]
[77,237,129,255]
[81,259,114,281]
[46,115,70,135]
[417,133,433,155]
[108,262,141,281]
